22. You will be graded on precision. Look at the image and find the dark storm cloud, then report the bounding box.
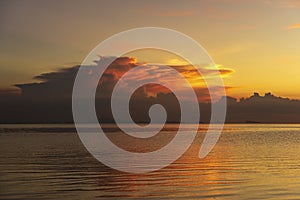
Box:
[0,57,300,123]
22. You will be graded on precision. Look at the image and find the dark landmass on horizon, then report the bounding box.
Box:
[1,57,300,124]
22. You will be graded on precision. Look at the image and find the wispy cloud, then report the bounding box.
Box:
[278,0,300,8]
[287,23,300,30]
[265,0,300,8]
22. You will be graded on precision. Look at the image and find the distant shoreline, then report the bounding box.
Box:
[1,122,300,124]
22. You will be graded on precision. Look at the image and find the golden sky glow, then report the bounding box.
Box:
[287,23,300,30]
[0,0,299,99]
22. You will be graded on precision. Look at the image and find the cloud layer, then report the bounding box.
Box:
[287,23,300,30]
[13,56,233,103]
[4,56,300,124]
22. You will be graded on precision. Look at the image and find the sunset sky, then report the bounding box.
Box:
[0,0,300,99]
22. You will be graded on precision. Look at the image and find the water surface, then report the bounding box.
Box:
[1,124,300,199]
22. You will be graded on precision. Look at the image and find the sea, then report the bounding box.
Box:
[1,124,300,199]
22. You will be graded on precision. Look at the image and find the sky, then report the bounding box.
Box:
[0,0,300,99]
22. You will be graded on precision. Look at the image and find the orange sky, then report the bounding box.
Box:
[0,0,299,99]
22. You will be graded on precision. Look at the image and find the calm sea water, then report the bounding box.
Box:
[1,124,300,199]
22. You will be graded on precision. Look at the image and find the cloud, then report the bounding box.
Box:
[265,0,300,8]
[2,57,300,123]
[13,56,234,102]
[15,66,79,99]
[278,0,300,8]
[0,56,235,123]
[287,23,300,30]
[172,64,234,78]
[103,61,234,102]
